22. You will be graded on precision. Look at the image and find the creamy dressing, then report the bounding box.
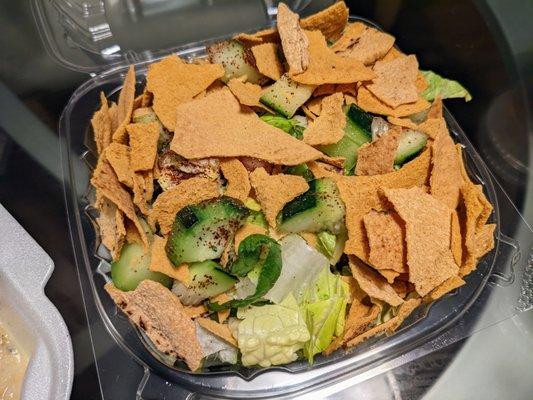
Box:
[0,323,29,400]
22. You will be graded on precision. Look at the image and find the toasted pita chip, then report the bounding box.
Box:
[91,160,148,247]
[210,293,231,323]
[197,318,237,347]
[226,78,264,108]
[417,117,448,140]
[234,223,268,251]
[234,28,279,46]
[337,27,395,66]
[349,257,403,306]
[427,96,443,119]
[291,30,375,85]
[300,1,349,42]
[381,47,403,62]
[105,143,133,188]
[323,301,380,354]
[430,127,464,209]
[249,167,309,227]
[459,183,494,276]
[337,149,431,261]
[345,298,420,347]
[299,232,318,248]
[364,210,407,274]
[184,304,207,319]
[330,22,367,53]
[319,155,345,169]
[124,217,144,245]
[108,102,119,133]
[357,86,430,117]
[146,55,224,131]
[415,72,429,93]
[105,280,204,370]
[387,116,419,130]
[149,235,190,285]
[450,210,463,266]
[378,269,400,283]
[383,297,421,335]
[132,171,153,216]
[170,88,321,165]
[307,160,341,179]
[304,96,324,116]
[92,92,113,154]
[340,276,367,303]
[127,122,160,172]
[149,176,221,235]
[112,66,136,143]
[391,280,410,298]
[220,158,251,202]
[424,275,465,302]
[313,83,357,97]
[355,127,401,176]
[97,198,126,260]
[474,223,496,259]
[366,55,419,108]
[384,187,459,296]
[475,189,493,230]
[251,43,284,80]
[141,88,153,107]
[277,3,309,75]
[303,92,346,145]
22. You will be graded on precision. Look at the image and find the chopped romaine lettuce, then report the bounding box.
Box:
[234,294,310,367]
[316,231,337,258]
[265,235,329,304]
[300,266,349,363]
[420,70,472,102]
[260,114,306,139]
[196,322,238,365]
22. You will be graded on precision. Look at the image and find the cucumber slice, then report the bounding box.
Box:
[347,104,373,133]
[111,243,172,291]
[319,104,372,175]
[283,163,315,182]
[278,178,345,234]
[171,260,237,305]
[207,40,267,85]
[394,130,428,165]
[166,197,248,266]
[260,74,314,118]
[132,107,158,124]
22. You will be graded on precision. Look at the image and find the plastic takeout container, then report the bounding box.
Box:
[33,0,533,397]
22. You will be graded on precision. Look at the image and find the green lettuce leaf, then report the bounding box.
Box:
[300,266,349,363]
[260,114,305,139]
[420,70,472,102]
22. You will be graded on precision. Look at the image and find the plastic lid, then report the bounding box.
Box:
[31,0,316,74]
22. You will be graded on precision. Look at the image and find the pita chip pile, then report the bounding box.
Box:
[89,1,494,372]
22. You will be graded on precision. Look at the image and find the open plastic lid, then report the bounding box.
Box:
[31,0,317,74]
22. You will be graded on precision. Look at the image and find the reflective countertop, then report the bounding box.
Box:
[0,0,531,399]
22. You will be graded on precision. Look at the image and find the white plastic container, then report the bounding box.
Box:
[0,205,73,400]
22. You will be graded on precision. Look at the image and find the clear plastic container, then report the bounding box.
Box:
[34,0,533,397]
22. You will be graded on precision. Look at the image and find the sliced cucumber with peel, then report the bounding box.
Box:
[207,40,267,85]
[394,130,428,165]
[260,74,314,118]
[278,178,345,234]
[320,104,372,175]
[111,242,172,291]
[166,197,248,266]
[171,260,237,305]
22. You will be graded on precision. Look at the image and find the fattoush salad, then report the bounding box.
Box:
[90,1,494,371]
